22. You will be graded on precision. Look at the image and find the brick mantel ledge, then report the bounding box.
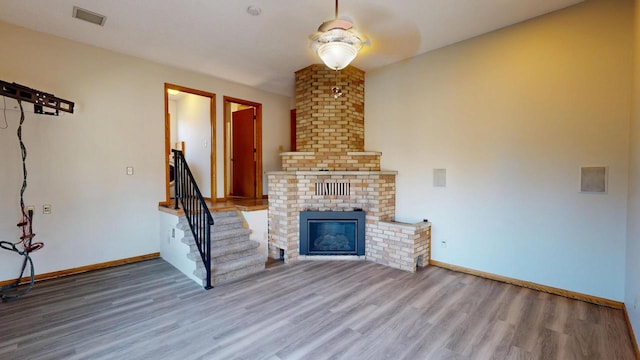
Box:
[267,170,398,176]
[279,151,383,156]
[279,151,384,172]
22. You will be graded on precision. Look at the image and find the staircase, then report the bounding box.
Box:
[178,210,265,286]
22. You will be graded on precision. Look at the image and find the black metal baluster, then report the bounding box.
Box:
[170,150,213,289]
[205,213,212,289]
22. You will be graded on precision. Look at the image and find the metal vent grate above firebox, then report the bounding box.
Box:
[315,182,351,197]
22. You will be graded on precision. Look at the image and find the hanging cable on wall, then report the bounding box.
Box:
[0,81,74,301]
[1,96,9,129]
[0,99,43,301]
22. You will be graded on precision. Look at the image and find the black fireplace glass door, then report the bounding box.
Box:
[299,210,365,256]
[308,220,357,253]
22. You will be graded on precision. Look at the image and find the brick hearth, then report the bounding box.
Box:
[267,64,430,272]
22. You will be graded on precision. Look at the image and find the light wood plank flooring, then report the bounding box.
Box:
[0,259,635,359]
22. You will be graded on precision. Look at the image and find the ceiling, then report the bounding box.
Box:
[0,0,583,97]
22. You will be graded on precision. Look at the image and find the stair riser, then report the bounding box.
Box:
[177,212,239,227]
[195,261,265,281]
[213,231,252,241]
[213,249,261,263]
[182,235,251,250]
[181,226,249,238]
[212,216,243,225]
[194,254,265,275]
[194,257,264,272]
[181,228,251,241]
[212,263,266,286]
[187,242,259,260]
[189,247,258,263]
[212,210,238,217]
[212,242,259,255]
[213,239,259,251]
[212,223,245,232]
[178,210,236,219]
[178,222,244,232]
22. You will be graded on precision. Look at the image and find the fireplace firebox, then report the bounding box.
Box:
[299,210,365,256]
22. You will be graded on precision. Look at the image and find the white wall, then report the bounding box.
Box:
[626,0,640,345]
[158,212,200,284]
[176,93,211,197]
[168,99,178,148]
[0,21,290,281]
[366,0,633,300]
[242,210,268,258]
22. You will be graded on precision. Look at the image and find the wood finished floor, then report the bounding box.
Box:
[0,259,635,360]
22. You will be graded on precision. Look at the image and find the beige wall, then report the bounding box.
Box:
[626,0,640,345]
[175,93,212,197]
[0,21,291,281]
[365,0,633,300]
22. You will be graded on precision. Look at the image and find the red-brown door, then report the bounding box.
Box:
[290,109,296,152]
[232,108,256,198]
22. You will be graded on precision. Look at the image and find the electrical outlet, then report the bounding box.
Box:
[172,228,175,238]
[26,205,35,213]
[441,240,447,248]
[634,295,638,310]
[43,204,52,214]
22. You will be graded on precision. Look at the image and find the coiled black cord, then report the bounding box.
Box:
[0,99,42,302]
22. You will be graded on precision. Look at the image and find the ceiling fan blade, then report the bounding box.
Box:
[318,18,353,32]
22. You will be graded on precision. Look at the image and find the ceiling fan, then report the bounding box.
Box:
[310,0,369,70]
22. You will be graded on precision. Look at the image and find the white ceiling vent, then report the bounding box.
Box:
[72,6,106,26]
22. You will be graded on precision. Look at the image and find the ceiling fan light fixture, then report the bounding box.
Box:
[317,41,358,70]
[310,0,366,70]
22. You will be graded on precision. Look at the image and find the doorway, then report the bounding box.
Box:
[164,83,216,204]
[224,96,263,199]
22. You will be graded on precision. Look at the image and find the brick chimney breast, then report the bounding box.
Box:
[295,64,365,153]
[285,64,379,171]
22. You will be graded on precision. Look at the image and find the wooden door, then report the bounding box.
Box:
[232,108,256,198]
[290,109,296,151]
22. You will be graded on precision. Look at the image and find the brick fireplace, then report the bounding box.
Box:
[267,64,430,273]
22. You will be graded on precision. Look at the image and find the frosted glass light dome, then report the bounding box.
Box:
[311,24,365,70]
[317,42,358,70]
